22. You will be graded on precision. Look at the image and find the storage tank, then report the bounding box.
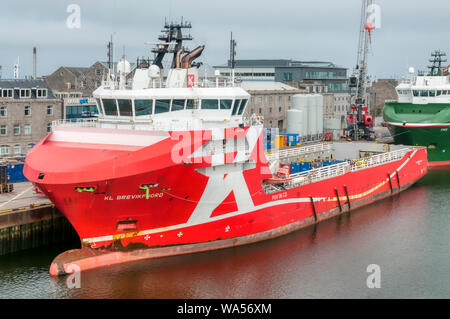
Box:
[307,94,317,137]
[316,94,324,135]
[286,109,304,136]
[292,95,308,137]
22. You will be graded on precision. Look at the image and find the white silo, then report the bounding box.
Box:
[292,94,309,137]
[307,94,317,138]
[316,94,324,136]
[287,109,304,135]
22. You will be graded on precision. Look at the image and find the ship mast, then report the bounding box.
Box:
[428,50,447,76]
[150,18,193,70]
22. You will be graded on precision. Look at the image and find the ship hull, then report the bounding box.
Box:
[24,126,428,276]
[49,179,419,276]
[384,101,450,166]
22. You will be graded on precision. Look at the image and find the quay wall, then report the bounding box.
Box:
[0,205,79,255]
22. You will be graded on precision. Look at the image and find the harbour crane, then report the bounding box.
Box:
[345,0,376,141]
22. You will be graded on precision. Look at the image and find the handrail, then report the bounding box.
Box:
[264,147,415,194]
[266,143,332,162]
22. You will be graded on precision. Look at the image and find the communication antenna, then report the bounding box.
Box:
[14,57,20,79]
[107,34,114,72]
[230,32,237,85]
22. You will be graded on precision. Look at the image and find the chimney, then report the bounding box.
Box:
[33,47,37,79]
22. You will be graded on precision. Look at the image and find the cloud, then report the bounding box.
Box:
[0,0,448,79]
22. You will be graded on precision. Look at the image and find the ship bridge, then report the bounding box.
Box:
[86,65,254,131]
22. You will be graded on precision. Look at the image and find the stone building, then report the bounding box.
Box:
[0,79,62,157]
[371,79,398,115]
[43,60,136,98]
[239,81,305,131]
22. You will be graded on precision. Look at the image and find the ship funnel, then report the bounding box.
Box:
[181,45,205,69]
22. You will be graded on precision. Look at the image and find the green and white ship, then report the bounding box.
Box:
[383,50,450,166]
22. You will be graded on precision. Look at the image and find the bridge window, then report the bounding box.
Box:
[155,99,171,114]
[232,99,241,115]
[102,99,118,116]
[135,100,153,116]
[238,99,248,115]
[437,90,442,96]
[413,90,419,97]
[220,99,233,110]
[172,99,185,111]
[186,99,194,109]
[420,90,429,97]
[118,99,133,116]
[201,99,219,109]
[429,90,436,97]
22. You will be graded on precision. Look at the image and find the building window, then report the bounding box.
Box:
[37,89,47,98]
[269,107,272,113]
[258,97,263,104]
[0,125,7,135]
[13,145,21,155]
[47,105,53,115]
[20,89,31,98]
[2,89,13,98]
[13,125,20,135]
[0,145,10,156]
[278,96,282,103]
[24,124,31,135]
[25,106,31,116]
[0,106,6,117]
[283,73,293,81]
[250,108,254,114]
[258,108,262,114]
[27,144,34,151]
[250,97,254,104]
[279,107,282,113]
[47,123,52,133]
[269,96,273,103]
[95,69,101,75]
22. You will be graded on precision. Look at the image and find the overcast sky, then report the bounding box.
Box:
[0,0,448,80]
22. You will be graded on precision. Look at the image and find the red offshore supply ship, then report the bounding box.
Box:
[24,22,428,276]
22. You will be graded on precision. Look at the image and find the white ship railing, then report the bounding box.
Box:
[102,78,234,90]
[52,116,262,132]
[266,143,332,162]
[264,147,416,194]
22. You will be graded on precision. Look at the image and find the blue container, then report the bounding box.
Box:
[7,163,27,183]
[290,162,300,174]
[300,162,311,172]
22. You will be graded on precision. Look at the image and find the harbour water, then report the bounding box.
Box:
[0,169,449,299]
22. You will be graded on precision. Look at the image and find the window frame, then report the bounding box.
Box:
[24,124,31,135]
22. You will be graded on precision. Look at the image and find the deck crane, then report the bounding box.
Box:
[345,0,376,141]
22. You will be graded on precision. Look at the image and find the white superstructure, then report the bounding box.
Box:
[396,73,450,105]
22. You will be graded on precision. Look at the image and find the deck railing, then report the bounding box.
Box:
[52,115,263,132]
[264,147,415,194]
[266,143,332,162]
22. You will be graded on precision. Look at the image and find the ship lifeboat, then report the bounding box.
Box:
[264,165,292,185]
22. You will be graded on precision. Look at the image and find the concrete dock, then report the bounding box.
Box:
[0,182,79,255]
